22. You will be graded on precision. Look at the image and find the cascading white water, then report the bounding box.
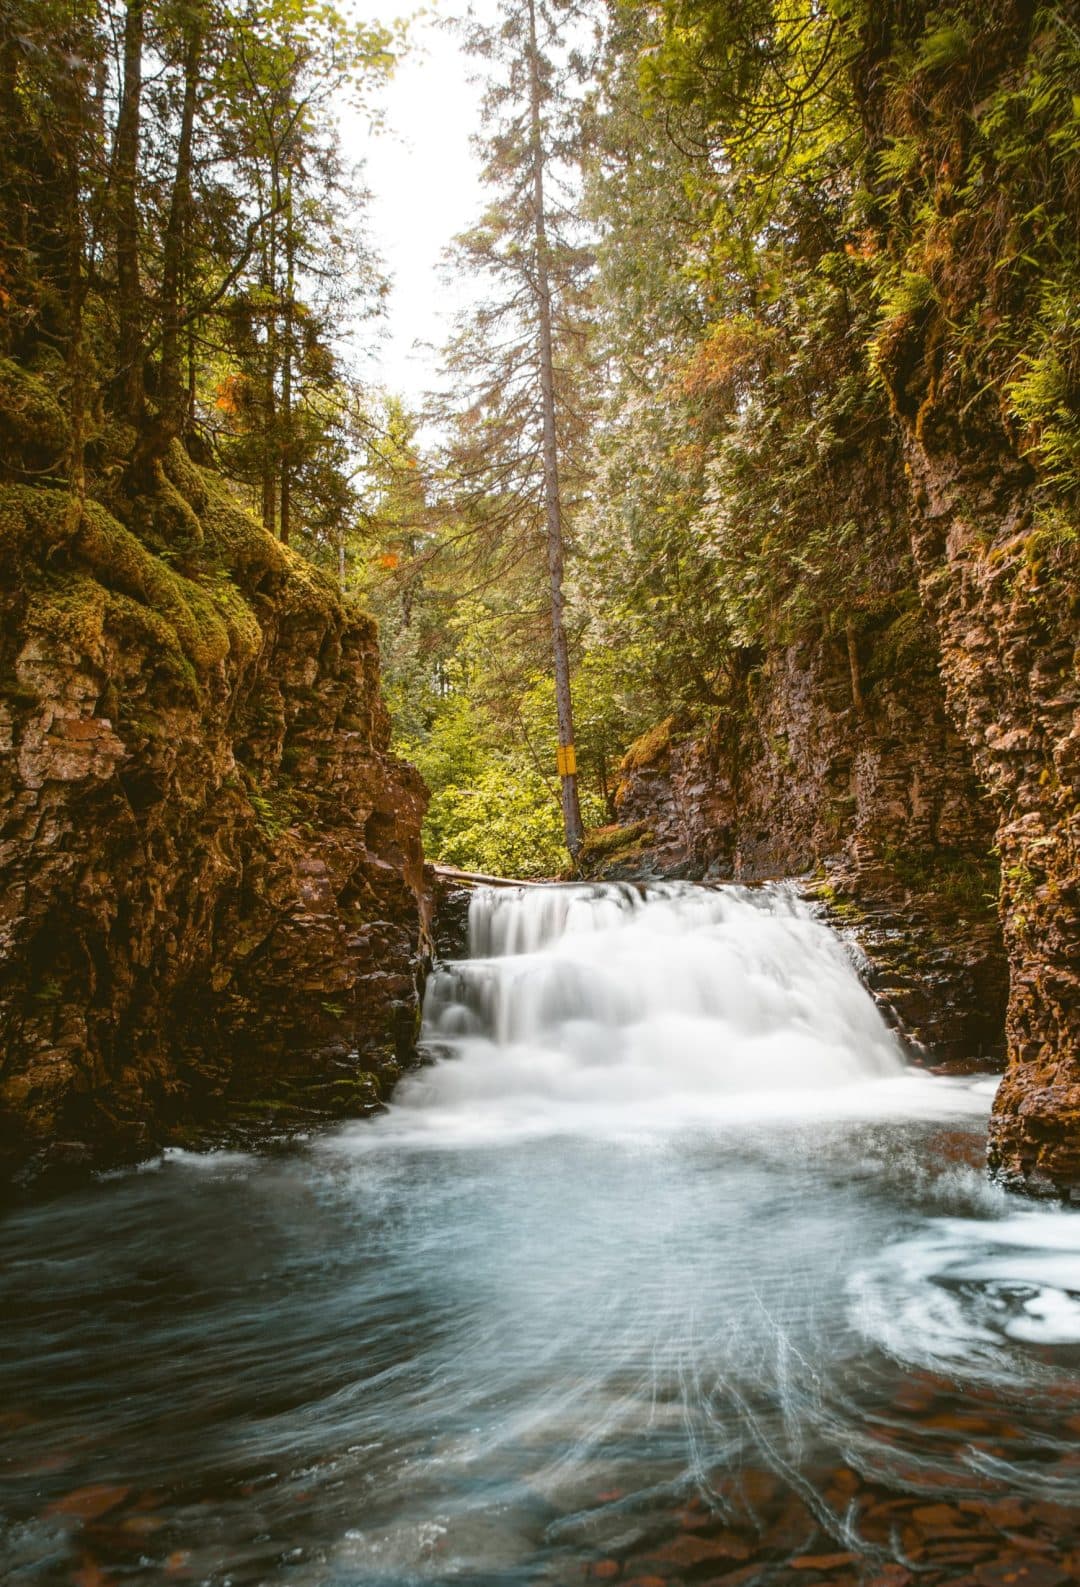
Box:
[402,882,911,1138]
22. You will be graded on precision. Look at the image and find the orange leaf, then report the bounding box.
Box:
[48,1484,130,1522]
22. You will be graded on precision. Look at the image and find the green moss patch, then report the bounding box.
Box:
[581,820,654,861]
[0,485,82,563]
[620,716,675,774]
[0,358,70,470]
[24,573,109,659]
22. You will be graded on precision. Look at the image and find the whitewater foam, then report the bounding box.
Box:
[354,882,994,1147]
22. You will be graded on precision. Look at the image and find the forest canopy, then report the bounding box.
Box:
[365,0,1079,875]
[3,0,1077,876]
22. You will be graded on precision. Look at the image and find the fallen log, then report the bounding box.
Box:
[430,863,553,889]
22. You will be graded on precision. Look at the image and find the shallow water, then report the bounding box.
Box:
[2,882,1079,1585]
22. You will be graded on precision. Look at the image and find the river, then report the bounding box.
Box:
[2,882,1079,1584]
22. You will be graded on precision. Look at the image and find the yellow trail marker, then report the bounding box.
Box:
[556,744,577,777]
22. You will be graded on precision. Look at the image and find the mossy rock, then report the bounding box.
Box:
[620,716,675,773]
[3,433,372,748]
[864,606,938,688]
[581,820,654,861]
[162,440,210,514]
[0,484,82,564]
[103,589,199,699]
[24,573,109,661]
[76,500,232,675]
[127,469,204,557]
[0,358,70,471]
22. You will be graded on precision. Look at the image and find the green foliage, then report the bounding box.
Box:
[870,1,1080,509]
[426,767,574,879]
[914,20,972,73]
[404,692,605,878]
[393,651,614,877]
[244,774,296,838]
[0,0,398,558]
[581,2,916,712]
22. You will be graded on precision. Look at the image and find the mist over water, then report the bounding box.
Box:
[2,882,1079,1585]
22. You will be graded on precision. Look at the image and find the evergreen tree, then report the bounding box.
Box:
[0,0,393,556]
[438,0,598,856]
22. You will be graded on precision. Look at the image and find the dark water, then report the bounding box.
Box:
[2,885,1079,1586]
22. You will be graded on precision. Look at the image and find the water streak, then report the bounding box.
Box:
[2,881,1078,1587]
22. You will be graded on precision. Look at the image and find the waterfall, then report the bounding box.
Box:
[399,882,909,1138]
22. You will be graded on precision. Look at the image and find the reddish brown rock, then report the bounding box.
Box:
[866,1568,912,1587]
[974,1560,1069,1587]
[855,0,1080,1195]
[593,623,1006,1062]
[791,1551,857,1570]
[0,446,429,1183]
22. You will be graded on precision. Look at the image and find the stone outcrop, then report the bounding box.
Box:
[885,409,1079,1191]
[0,425,429,1185]
[591,622,1007,1062]
[857,1,1080,1194]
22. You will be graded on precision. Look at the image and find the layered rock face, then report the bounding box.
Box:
[859,2,1080,1193]
[601,623,1006,1061]
[886,403,1079,1191]
[0,431,429,1183]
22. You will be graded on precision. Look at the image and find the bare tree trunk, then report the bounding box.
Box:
[526,0,584,858]
[261,196,278,535]
[187,313,196,426]
[160,4,202,436]
[65,138,87,500]
[279,166,294,545]
[61,35,89,499]
[845,620,865,715]
[115,0,144,422]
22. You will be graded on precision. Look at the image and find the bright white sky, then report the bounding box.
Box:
[345,0,500,411]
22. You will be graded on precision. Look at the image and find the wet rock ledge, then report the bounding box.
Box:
[0,427,431,1188]
[581,625,1009,1074]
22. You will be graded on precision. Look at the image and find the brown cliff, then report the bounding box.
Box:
[0,402,429,1185]
[859,1,1080,1193]
[885,392,1079,1190]
[591,620,1007,1063]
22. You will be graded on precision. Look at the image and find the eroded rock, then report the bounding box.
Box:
[0,443,430,1185]
[591,628,1007,1064]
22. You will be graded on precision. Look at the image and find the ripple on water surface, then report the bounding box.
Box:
[1,883,1078,1585]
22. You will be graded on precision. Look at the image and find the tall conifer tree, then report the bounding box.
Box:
[442,0,594,857]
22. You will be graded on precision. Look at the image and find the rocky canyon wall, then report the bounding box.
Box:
[883,363,1079,1193]
[593,615,1007,1062]
[0,383,429,1185]
[860,1,1080,1194]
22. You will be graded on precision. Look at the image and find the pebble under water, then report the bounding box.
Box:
[2,881,1079,1586]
